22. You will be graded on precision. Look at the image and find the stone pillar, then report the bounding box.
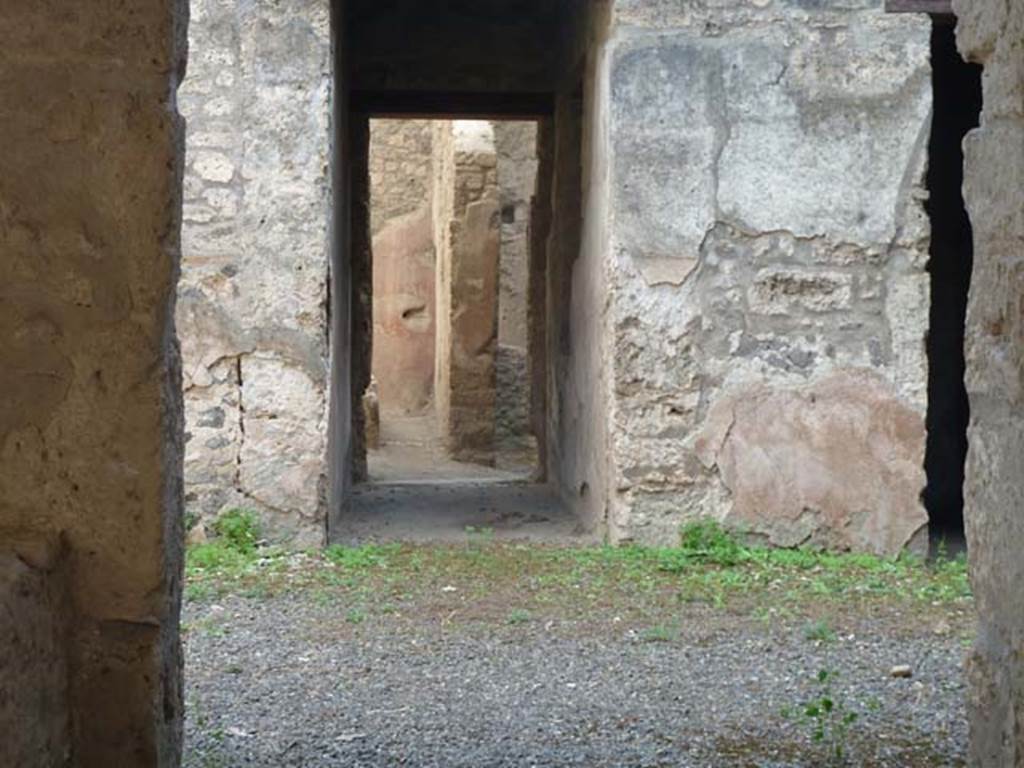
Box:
[0,0,187,763]
[952,0,1024,763]
[434,122,501,464]
[177,0,331,546]
[604,1,933,553]
[495,122,540,465]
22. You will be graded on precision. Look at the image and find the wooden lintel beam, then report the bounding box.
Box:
[884,0,954,14]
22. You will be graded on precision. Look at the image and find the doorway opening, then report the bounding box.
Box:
[342,115,581,543]
[363,119,540,485]
[340,116,579,543]
[923,18,983,554]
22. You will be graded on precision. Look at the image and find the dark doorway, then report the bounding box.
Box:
[923,19,983,554]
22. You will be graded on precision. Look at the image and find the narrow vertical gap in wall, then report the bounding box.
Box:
[923,17,982,555]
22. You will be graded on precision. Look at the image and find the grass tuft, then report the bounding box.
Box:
[185,509,263,588]
[324,543,402,569]
[677,519,748,566]
[212,509,260,554]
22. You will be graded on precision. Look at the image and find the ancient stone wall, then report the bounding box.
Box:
[495,122,540,463]
[953,0,1024,762]
[601,1,933,554]
[0,0,187,762]
[369,121,436,236]
[179,2,939,554]
[178,0,331,546]
[496,123,537,351]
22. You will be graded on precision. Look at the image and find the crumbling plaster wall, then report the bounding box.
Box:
[953,0,1024,763]
[178,0,331,546]
[0,0,187,763]
[602,0,933,554]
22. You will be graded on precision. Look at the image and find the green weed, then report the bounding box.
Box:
[345,607,368,624]
[185,509,263,582]
[185,581,215,602]
[464,525,495,541]
[507,608,532,625]
[212,509,260,554]
[678,519,747,566]
[803,619,836,644]
[797,669,860,765]
[186,541,256,575]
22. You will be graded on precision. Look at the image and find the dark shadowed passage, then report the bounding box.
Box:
[923,19,982,554]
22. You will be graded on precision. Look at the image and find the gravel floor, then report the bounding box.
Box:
[184,592,969,767]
